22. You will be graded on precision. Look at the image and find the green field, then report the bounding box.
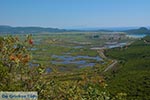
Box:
[27,32,130,72]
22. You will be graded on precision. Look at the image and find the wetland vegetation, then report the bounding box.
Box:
[0,31,149,100]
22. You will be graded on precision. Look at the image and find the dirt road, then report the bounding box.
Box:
[103,60,118,72]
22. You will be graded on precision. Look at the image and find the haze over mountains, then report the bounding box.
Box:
[0,25,150,34]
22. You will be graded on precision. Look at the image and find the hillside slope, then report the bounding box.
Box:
[105,36,150,99]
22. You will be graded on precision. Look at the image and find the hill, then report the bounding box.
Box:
[125,27,150,34]
[105,36,150,99]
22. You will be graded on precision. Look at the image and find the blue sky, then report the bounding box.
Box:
[0,0,150,28]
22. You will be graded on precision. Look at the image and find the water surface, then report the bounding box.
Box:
[51,55,102,68]
[126,34,146,38]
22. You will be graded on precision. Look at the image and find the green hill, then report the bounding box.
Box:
[105,36,150,99]
[125,27,150,34]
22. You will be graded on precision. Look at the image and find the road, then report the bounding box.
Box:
[97,50,107,59]
[97,49,118,72]
[103,60,118,72]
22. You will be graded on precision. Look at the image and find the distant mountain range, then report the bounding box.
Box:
[0,25,150,34]
[66,26,140,31]
[0,25,67,34]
